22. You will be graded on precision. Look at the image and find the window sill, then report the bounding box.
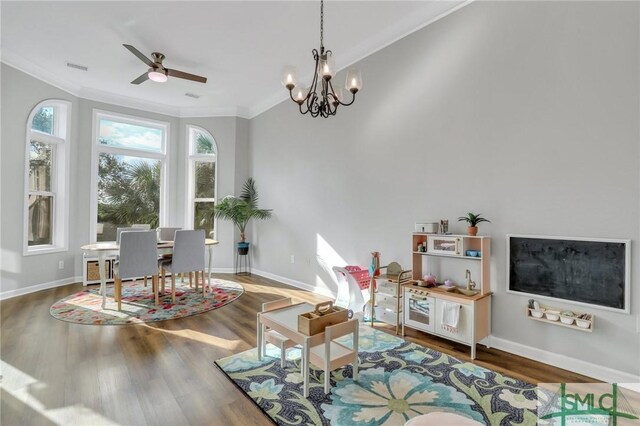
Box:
[23,245,68,256]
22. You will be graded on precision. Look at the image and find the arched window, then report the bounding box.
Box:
[186,126,217,239]
[24,100,71,254]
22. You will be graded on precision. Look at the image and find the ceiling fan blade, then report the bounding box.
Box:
[123,44,154,67]
[131,72,149,85]
[167,68,207,83]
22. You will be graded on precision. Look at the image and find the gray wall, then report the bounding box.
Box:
[1,64,81,290]
[0,63,244,293]
[248,2,640,375]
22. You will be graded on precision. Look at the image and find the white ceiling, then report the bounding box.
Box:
[1,1,466,118]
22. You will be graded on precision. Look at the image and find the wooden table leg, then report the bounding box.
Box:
[303,337,310,398]
[257,313,263,360]
[207,245,214,292]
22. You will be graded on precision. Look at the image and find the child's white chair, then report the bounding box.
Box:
[262,298,298,368]
[308,318,359,393]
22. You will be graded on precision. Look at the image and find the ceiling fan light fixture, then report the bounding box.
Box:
[148,69,168,83]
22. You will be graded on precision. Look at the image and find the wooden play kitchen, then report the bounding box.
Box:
[402,233,492,359]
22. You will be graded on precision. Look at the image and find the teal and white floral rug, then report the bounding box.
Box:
[215,326,538,425]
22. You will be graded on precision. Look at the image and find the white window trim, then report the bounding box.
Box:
[185,125,217,239]
[89,109,170,243]
[23,100,71,256]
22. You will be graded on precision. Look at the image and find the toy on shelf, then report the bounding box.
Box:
[333,265,373,321]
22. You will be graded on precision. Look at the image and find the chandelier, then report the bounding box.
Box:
[281,0,362,118]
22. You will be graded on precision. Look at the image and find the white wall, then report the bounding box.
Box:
[0,63,245,294]
[248,2,640,378]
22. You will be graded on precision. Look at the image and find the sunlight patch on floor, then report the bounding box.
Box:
[0,360,120,425]
[142,325,242,350]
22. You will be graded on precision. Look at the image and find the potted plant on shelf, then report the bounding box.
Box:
[214,178,272,254]
[457,212,491,236]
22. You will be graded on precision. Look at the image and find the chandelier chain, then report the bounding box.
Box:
[320,0,324,49]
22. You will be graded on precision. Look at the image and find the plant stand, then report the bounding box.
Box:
[235,243,251,275]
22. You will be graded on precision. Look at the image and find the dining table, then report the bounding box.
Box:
[80,238,219,309]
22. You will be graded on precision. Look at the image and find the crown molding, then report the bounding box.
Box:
[1,49,82,97]
[78,86,182,117]
[179,105,251,120]
[246,0,472,119]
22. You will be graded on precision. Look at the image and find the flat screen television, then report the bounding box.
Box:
[507,234,630,313]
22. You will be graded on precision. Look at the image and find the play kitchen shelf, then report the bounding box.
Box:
[526,304,594,332]
[404,233,492,359]
[412,233,491,294]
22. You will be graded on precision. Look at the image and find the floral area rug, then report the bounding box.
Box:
[50,278,243,325]
[215,326,538,426]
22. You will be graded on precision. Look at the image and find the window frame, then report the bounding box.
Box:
[90,109,170,243]
[23,99,71,256]
[185,125,217,239]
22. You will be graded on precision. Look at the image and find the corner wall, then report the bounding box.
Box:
[248,1,640,378]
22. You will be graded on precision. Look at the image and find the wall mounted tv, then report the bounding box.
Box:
[507,235,630,313]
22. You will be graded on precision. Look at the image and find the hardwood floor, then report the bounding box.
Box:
[1,274,594,425]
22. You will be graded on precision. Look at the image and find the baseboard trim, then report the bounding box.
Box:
[250,269,336,299]
[210,268,235,274]
[0,276,82,301]
[489,335,640,384]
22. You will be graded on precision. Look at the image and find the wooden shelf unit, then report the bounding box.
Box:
[526,305,594,332]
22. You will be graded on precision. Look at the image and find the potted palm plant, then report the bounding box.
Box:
[214,178,272,254]
[457,212,491,236]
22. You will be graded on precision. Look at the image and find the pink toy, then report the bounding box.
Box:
[424,274,437,284]
[333,265,373,320]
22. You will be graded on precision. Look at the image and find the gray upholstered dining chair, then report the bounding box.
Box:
[116,227,146,244]
[160,230,206,303]
[157,227,182,242]
[114,230,159,310]
[156,227,183,284]
[117,227,153,287]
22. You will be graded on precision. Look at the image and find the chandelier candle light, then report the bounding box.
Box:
[281,0,362,118]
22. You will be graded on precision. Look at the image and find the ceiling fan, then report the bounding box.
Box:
[123,44,207,85]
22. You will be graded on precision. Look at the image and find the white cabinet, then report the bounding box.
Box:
[434,298,472,344]
[370,269,412,334]
[82,254,116,286]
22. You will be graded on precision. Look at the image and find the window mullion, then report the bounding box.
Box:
[97,145,165,160]
[29,131,64,145]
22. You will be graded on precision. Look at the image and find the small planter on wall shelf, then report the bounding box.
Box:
[467,226,478,236]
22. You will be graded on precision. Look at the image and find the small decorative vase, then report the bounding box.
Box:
[467,226,478,236]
